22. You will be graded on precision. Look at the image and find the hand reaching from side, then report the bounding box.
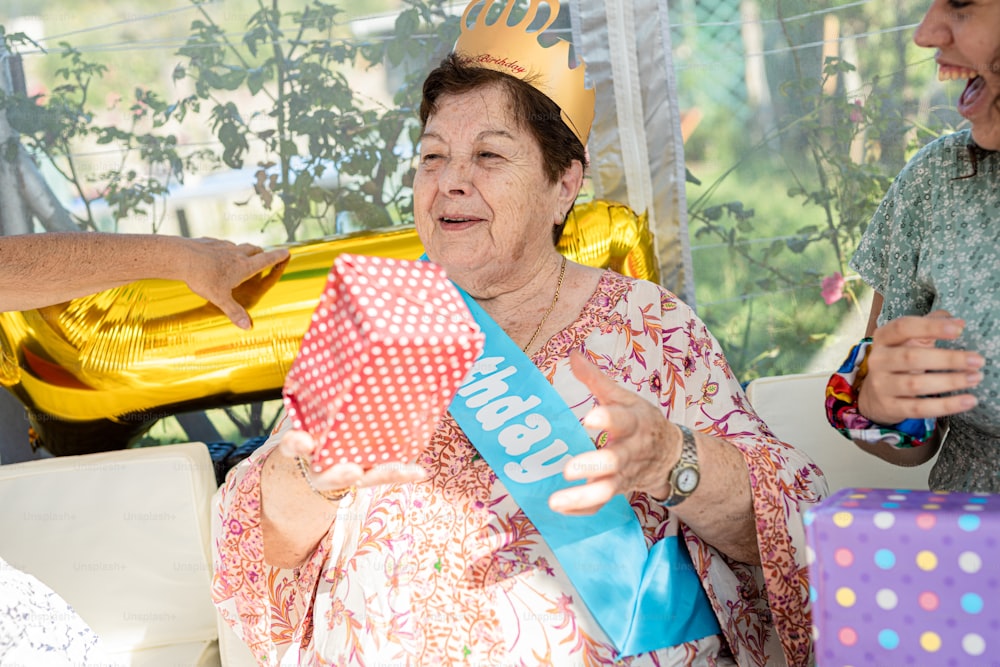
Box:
[175,238,290,329]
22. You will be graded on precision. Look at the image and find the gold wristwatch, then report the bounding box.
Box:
[658,424,700,507]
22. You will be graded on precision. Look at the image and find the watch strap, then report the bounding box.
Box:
[658,424,700,507]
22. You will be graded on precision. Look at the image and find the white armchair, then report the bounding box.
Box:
[0,442,222,666]
[745,371,938,492]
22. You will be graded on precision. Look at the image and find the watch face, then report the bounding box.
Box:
[676,467,699,493]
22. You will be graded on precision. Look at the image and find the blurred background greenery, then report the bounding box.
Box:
[671,0,960,380]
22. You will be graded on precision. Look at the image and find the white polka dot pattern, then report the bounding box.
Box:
[804,488,1000,666]
[282,254,485,471]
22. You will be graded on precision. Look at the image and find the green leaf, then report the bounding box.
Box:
[395,8,421,36]
[763,239,785,260]
[785,237,810,253]
[218,123,248,168]
[755,278,774,291]
[247,68,266,96]
[386,39,406,67]
[220,70,246,91]
[243,26,269,58]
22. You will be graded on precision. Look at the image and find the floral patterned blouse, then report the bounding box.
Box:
[212,271,826,667]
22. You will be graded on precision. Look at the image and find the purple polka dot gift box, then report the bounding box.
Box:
[804,488,999,667]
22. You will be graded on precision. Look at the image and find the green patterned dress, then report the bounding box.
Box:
[852,129,1000,491]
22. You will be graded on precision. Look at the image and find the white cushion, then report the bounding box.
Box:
[121,639,220,667]
[0,443,220,660]
[217,609,260,667]
[745,371,937,492]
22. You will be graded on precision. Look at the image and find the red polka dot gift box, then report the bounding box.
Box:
[283,254,485,472]
[804,488,999,667]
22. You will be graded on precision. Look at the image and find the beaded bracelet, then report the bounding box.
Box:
[296,456,354,502]
[825,337,936,448]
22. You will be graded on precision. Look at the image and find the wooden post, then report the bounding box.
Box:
[740,0,777,143]
[821,14,840,94]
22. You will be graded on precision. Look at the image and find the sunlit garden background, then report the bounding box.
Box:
[673,0,960,379]
[0,0,962,445]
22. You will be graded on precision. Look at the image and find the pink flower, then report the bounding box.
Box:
[849,99,863,124]
[821,272,845,305]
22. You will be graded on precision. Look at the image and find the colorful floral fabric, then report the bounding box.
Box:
[212,271,826,667]
[825,338,936,448]
[850,130,1000,491]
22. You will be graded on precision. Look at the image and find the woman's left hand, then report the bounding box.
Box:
[548,351,677,515]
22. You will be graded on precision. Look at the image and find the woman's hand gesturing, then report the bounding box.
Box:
[859,310,984,424]
[548,351,678,515]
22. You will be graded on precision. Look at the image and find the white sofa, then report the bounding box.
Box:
[744,371,938,492]
[0,442,258,667]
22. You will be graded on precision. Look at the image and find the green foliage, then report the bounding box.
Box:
[0,32,185,230]
[2,1,460,239]
[683,3,956,381]
[168,0,459,241]
[690,56,897,298]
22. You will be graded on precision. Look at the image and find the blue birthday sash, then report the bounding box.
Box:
[448,285,721,657]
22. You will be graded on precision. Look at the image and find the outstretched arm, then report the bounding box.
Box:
[0,232,289,328]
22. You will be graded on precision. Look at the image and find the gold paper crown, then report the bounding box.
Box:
[455,0,595,147]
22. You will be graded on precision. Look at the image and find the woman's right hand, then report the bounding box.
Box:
[276,429,427,495]
[263,429,426,568]
[859,310,985,424]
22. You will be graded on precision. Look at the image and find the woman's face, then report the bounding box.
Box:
[413,83,582,297]
[915,0,1000,150]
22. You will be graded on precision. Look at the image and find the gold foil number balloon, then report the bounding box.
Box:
[559,199,659,285]
[0,200,657,455]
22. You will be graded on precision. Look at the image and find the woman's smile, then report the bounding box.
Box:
[437,213,486,231]
[916,0,1000,149]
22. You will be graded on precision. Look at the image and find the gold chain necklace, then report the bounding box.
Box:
[522,255,567,353]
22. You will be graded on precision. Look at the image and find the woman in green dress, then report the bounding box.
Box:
[825,0,1000,491]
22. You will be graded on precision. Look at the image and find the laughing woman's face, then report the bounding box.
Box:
[915,0,1000,150]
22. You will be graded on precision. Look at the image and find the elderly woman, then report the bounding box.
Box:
[212,4,825,666]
